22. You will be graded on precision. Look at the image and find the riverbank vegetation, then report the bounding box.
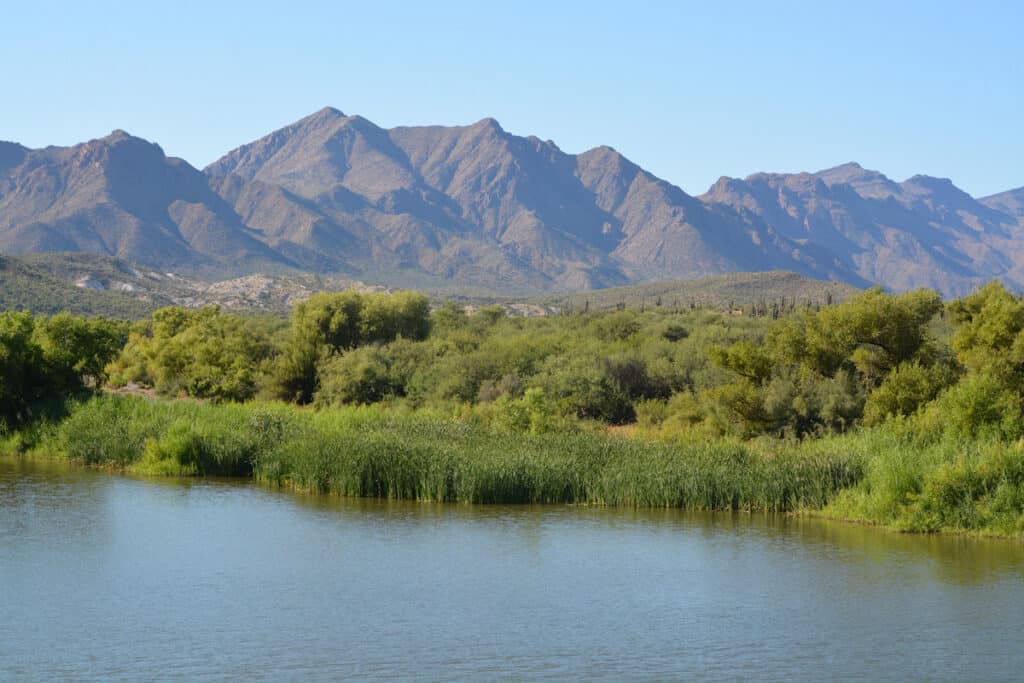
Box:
[4,282,1024,535]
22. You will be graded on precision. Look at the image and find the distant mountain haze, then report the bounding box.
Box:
[1,108,1021,296]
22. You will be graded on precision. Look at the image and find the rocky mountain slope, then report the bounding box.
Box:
[1,108,1021,296]
[205,107,858,291]
[700,163,1024,296]
[981,187,1024,220]
[0,133,290,276]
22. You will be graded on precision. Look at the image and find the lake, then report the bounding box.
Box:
[2,456,1023,681]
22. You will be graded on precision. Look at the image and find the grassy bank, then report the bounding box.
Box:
[7,395,1024,536]
[7,394,859,511]
[817,426,1024,536]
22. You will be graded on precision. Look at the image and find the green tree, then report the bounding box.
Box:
[0,312,47,426]
[107,306,275,401]
[946,281,1024,386]
[708,288,942,436]
[268,291,431,404]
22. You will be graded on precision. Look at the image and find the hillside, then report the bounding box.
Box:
[526,271,861,312]
[0,252,861,321]
[0,253,158,318]
[1,253,382,318]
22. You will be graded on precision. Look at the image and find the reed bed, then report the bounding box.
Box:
[32,395,862,511]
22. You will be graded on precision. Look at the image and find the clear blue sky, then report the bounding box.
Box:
[3,0,1021,197]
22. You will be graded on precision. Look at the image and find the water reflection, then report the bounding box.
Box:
[3,456,1024,682]
[282,482,1024,587]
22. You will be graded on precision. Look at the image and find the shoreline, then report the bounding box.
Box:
[4,409,1019,540]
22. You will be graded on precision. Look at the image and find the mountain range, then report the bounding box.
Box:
[1,106,1021,296]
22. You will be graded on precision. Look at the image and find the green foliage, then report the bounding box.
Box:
[531,270,861,313]
[530,354,636,424]
[0,312,46,427]
[863,362,953,425]
[910,446,1024,534]
[767,287,943,380]
[291,290,431,353]
[591,311,642,342]
[16,274,1024,536]
[822,421,1024,535]
[708,340,772,383]
[267,290,431,403]
[707,288,942,437]
[34,313,129,388]
[42,395,860,511]
[0,253,157,319]
[662,323,690,342]
[49,395,298,476]
[919,372,1024,440]
[107,306,278,401]
[947,281,1024,387]
[315,346,403,406]
[0,311,127,427]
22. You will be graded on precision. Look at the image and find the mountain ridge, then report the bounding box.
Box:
[1,108,1020,297]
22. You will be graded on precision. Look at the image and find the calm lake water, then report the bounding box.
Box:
[2,456,1024,681]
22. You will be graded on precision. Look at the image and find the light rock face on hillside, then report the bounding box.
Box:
[1,109,1021,296]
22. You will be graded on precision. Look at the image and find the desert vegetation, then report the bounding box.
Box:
[5,281,1024,535]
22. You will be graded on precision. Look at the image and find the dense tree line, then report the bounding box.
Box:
[7,282,1024,443]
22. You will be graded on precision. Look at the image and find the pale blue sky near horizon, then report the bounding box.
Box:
[2,0,1021,197]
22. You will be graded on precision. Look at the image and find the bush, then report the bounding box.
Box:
[863,362,947,425]
[315,346,401,406]
[106,306,275,402]
[919,372,1024,440]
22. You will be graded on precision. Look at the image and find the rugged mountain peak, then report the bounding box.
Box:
[469,117,504,133]
[701,175,751,201]
[813,162,900,198]
[204,107,358,183]
[903,173,954,188]
[730,171,830,199]
[295,106,347,128]
[65,130,170,179]
[816,161,872,183]
[579,144,622,160]
[900,174,975,204]
[575,145,644,210]
[576,145,638,176]
[0,141,29,171]
[313,105,345,118]
[743,169,811,184]
[0,130,291,273]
